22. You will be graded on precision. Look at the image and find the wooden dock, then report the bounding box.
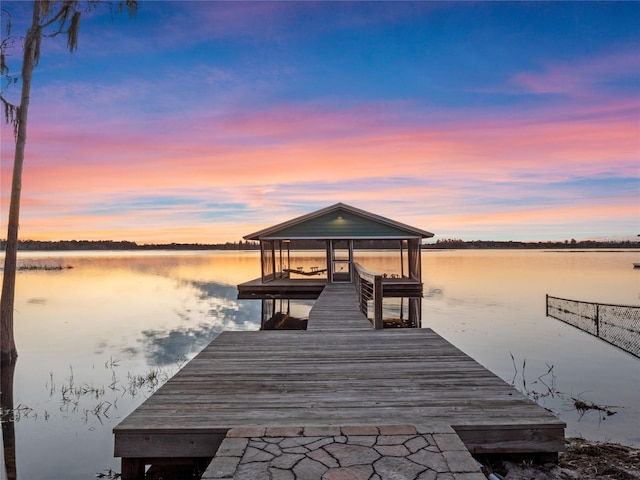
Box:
[237,275,422,299]
[237,277,326,299]
[114,284,565,478]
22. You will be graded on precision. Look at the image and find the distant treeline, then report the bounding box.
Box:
[0,239,260,251]
[425,238,640,249]
[1,238,638,251]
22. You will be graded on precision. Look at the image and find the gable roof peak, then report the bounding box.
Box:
[244,203,434,240]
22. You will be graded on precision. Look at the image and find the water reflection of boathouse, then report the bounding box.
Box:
[237,203,434,329]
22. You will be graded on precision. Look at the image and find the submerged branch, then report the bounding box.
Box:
[572,398,618,419]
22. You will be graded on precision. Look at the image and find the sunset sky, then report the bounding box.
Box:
[1,1,638,243]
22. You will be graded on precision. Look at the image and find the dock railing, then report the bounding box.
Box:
[546,294,640,358]
[354,262,383,329]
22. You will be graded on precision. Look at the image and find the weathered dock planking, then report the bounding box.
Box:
[237,275,422,299]
[307,283,371,330]
[114,285,565,478]
[237,277,326,299]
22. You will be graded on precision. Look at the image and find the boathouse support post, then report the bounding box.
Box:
[408,238,421,281]
[261,240,276,282]
[373,274,383,329]
[409,297,422,328]
[400,239,405,278]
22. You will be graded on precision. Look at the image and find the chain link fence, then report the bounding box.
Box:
[546,295,640,358]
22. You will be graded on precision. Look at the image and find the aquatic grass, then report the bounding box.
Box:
[108,370,119,391]
[105,356,121,369]
[58,365,106,407]
[510,352,561,403]
[175,355,187,369]
[1,404,36,422]
[509,353,619,420]
[5,356,187,426]
[83,400,115,425]
[47,371,55,396]
[126,368,169,396]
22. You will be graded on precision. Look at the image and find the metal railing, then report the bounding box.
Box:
[546,295,640,358]
[354,262,383,329]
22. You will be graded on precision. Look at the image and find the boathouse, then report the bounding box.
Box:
[238,202,434,302]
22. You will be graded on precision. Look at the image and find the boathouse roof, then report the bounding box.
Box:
[244,203,434,241]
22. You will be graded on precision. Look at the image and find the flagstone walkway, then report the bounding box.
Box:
[202,424,486,480]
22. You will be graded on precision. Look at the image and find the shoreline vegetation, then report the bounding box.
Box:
[1,238,639,251]
[484,437,640,480]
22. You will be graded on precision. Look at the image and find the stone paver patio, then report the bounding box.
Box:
[202,424,486,480]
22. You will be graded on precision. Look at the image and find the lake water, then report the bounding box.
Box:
[1,249,639,479]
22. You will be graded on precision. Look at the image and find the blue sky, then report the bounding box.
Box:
[1,1,638,242]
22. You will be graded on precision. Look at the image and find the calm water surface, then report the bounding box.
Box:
[1,249,638,479]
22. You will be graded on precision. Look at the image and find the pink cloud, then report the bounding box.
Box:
[512,49,639,97]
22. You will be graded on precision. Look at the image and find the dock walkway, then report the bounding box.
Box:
[307,283,371,331]
[114,284,565,479]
